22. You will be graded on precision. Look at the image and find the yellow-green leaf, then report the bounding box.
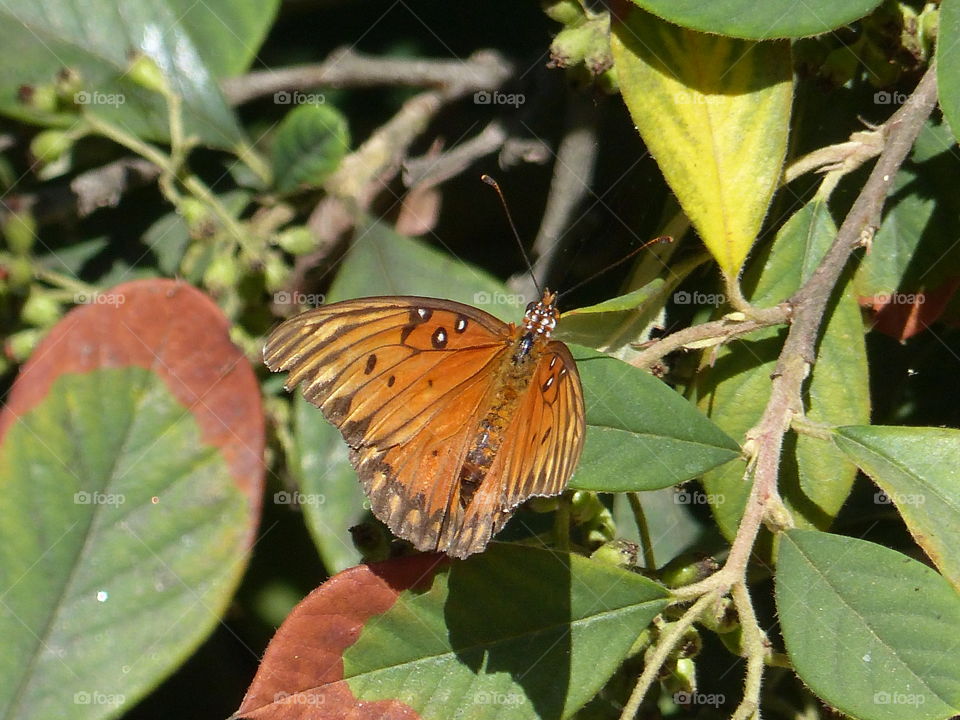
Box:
[611,8,792,278]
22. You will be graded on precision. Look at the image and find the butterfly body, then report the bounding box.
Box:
[264,290,585,558]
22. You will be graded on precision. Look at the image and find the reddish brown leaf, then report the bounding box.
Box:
[232,554,447,720]
[860,277,960,341]
[0,278,264,539]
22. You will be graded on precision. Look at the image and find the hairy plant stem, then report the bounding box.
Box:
[620,63,939,719]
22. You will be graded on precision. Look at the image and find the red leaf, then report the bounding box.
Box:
[860,277,960,341]
[233,554,447,719]
[0,278,264,540]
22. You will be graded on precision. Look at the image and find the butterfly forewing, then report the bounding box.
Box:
[264,293,586,558]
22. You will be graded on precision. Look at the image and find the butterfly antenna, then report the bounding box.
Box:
[556,235,674,302]
[482,174,542,296]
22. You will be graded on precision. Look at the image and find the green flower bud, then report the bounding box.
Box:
[4,211,37,255]
[276,227,316,255]
[264,253,291,293]
[6,328,43,362]
[21,291,61,327]
[30,130,73,166]
[127,53,170,95]
[542,0,584,25]
[203,252,241,291]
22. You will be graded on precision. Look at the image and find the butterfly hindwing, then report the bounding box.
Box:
[444,341,585,557]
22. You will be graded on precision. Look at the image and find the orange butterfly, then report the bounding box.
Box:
[263,289,585,558]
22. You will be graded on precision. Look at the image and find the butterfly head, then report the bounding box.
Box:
[523,289,559,337]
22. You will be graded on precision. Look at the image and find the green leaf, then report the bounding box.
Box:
[0,0,246,148]
[272,103,351,194]
[855,120,960,299]
[165,0,279,77]
[776,530,960,720]
[346,546,668,718]
[698,199,869,538]
[939,0,960,144]
[554,280,668,360]
[627,0,883,39]
[572,345,740,492]
[235,545,669,719]
[611,9,792,277]
[834,425,960,593]
[291,392,366,574]
[0,279,262,720]
[329,216,523,321]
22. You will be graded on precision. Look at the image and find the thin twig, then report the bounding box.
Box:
[618,591,721,720]
[630,305,790,370]
[625,63,939,716]
[510,90,599,297]
[223,47,514,105]
[4,157,160,226]
[402,120,509,188]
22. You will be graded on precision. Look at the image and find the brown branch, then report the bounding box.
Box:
[630,305,790,369]
[402,120,509,189]
[4,157,160,226]
[223,47,515,105]
[674,63,938,601]
[510,90,600,297]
